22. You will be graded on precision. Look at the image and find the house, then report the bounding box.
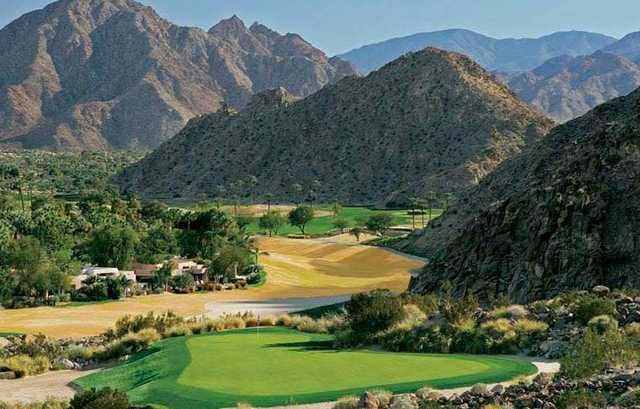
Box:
[71,267,137,290]
[130,263,163,285]
[171,258,209,285]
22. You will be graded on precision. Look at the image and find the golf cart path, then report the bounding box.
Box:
[0,358,558,405]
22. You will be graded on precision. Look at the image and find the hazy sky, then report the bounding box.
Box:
[2,0,639,55]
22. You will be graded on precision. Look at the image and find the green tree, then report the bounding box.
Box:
[170,273,196,293]
[333,217,349,233]
[290,183,303,205]
[235,215,254,233]
[288,206,314,235]
[366,213,394,236]
[258,211,286,237]
[153,261,176,292]
[208,245,251,283]
[346,290,406,336]
[87,225,139,269]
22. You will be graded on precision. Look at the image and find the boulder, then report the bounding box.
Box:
[592,286,610,296]
[0,371,16,380]
[358,391,380,409]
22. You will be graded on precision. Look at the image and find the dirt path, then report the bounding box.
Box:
[0,369,99,404]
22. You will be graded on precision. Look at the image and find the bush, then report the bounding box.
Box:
[333,396,359,409]
[588,315,618,334]
[560,328,639,379]
[0,399,69,409]
[450,329,491,354]
[170,274,196,294]
[120,328,160,351]
[616,389,640,407]
[0,354,49,378]
[440,292,479,326]
[111,312,183,339]
[491,305,528,319]
[346,290,405,336]
[513,319,548,348]
[70,387,129,409]
[574,295,616,325]
[556,390,607,409]
[165,325,192,338]
[368,390,392,408]
[480,319,518,353]
[276,314,293,327]
[413,326,451,353]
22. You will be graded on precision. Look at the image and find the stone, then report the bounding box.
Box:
[491,384,506,394]
[592,286,610,296]
[0,371,16,380]
[358,391,380,409]
[470,383,489,396]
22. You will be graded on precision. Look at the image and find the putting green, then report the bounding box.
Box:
[76,328,536,408]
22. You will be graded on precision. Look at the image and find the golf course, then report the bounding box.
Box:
[75,328,537,408]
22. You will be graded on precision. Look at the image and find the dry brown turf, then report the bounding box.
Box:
[0,237,423,338]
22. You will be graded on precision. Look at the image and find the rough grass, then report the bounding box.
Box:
[75,328,536,408]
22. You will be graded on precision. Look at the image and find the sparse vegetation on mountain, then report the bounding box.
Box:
[116,48,552,203]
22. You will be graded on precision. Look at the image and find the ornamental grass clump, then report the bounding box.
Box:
[0,354,49,378]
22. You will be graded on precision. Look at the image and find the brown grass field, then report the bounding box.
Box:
[0,237,424,338]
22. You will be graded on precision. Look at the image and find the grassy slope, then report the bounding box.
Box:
[76,328,536,408]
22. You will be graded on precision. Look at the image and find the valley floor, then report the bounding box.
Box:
[0,237,423,338]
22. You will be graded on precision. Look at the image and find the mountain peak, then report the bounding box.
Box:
[246,87,297,111]
[209,15,247,37]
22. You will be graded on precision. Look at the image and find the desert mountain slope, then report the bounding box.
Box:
[603,31,640,63]
[338,30,616,74]
[0,0,355,150]
[503,51,640,122]
[115,48,553,203]
[405,87,640,303]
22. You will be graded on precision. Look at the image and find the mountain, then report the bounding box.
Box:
[603,31,640,63]
[338,30,617,74]
[115,48,553,203]
[502,51,640,122]
[403,87,640,303]
[0,0,355,151]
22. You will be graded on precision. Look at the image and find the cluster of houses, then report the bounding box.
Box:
[71,258,213,291]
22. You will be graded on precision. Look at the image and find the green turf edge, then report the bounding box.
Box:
[294,302,347,318]
[74,328,537,409]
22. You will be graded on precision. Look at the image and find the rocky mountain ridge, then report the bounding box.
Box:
[115,48,553,203]
[403,86,640,303]
[0,0,355,150]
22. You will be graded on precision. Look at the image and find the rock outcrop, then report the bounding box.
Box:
[115,48,552,203]
[0,0,355,150]
[404,87,640,303]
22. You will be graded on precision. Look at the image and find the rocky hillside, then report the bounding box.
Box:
[503,51,640,122]
[0,0,354,150]
[115,48,552,203]
[338,30,616,74]
[404,87,640,303]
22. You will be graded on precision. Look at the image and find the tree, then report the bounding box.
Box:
[332,202,342,218]
[87,224,139,269]
[288,206,314,235]
[309,179,322,208]
[209,245,251,283]
[290,183,303,205]
[235,215,253,233]
[350,226,364,242]
[246,175,258,205]
[170,273,196,293]
[265,192,274,212]
[258,211,286,237]
[333,218,349,233]
[366,213,394,236]
[153,261,175,292]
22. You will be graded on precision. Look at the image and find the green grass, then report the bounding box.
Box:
[295,302,347,318]
[75,328,536,409]
[246,206,442,237]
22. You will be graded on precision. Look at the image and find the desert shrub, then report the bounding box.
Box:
[276,314,293,327]
[333,396,359,409]
[413,326,451,353]
[574,295,616,325]
[259,316,276,326]
[450,329,491,354]
[514,319,548,348]
[625,322,640,344]
[66,345,97,361]
[244,315,259,328]
[491,305,528,319]
[188,321,208,335]
[0,398,69,409]
[0,354,49,377]
[70,387,129,409]
[222,315,246,330]
[119,328,160,352]
[346,290,406,336]
[556,389,607,409]
[561,328,639,379]
[94,340,128,362]
[439,292,479,326]
[170,274,196,294]
[380,327,414,352]
[400,293,438,315]
[616,389,640,407]
[390,394,418,409]
[292,315,328,333]
[111,312,183,339]
[333,329,359,348]
[588,315,618,334]
[480,319,518,353]
[165,325,192,338]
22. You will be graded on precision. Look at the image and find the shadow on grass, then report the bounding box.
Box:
[263,340,336,352]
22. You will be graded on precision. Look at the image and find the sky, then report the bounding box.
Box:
[2,0,640,55]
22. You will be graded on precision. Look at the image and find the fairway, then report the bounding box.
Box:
[0,238,422,338]
[76,328,536,408]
